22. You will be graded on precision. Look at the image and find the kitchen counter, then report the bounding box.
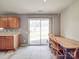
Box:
[0,32,20,50]
[0,32,20,36]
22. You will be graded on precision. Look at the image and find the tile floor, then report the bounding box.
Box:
[0,45,56,59]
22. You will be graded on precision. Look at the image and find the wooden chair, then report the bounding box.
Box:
[74,48,79,59]
[52,39,62,55]
[56,45,65,59]
[51,36,65,56]
[57,45,73,59]
[68,48,79,59]
[65,51,74,59]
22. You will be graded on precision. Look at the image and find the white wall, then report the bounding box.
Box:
[61,0,79,41]
[52,15,60,35]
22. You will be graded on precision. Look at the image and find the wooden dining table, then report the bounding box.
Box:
[49,34,79,49]
[55,37,79,49]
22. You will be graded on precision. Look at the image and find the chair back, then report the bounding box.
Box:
[74,48,79,59]
[59,46,73,59]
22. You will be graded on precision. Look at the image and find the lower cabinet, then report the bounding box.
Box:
[0,36,4,49]
[0,36,19,50]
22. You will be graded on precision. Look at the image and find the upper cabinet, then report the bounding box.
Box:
[7,16,20,28]
[0,16,20,28]
[0,16,7,28]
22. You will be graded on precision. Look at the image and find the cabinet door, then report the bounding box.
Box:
[0,16,7,28]
[0,36,5,49]
[0,17,3,28]
[5,36,14,49]
[8,16,20,28]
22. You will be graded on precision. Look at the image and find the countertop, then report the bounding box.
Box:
[0,32,20,36]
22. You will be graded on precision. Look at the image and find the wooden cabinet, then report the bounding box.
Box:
[0,16,20,28]
[0,36,19,50]
[5,36,14,49]
[0,36,5,49]
[8,16,20,28]
[0,16,7,28]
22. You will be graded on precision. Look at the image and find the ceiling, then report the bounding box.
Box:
[0,0,76,14]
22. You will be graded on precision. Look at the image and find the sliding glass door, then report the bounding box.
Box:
[29,18,49,45]
[41,20,49,44]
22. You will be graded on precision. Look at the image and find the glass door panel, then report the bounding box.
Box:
[29,19,40,45]
[41,19,49,44]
